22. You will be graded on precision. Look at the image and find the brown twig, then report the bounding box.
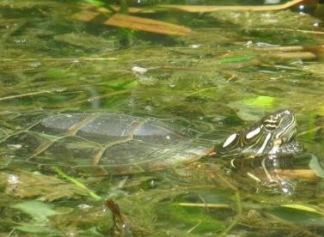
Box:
[276,169,319,181]
[159,0,304,13]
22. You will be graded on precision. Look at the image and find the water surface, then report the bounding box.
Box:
[0,1,323,236]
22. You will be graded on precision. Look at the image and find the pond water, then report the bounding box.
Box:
[0,0,323,236]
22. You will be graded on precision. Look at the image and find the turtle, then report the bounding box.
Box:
[0,109,301,190]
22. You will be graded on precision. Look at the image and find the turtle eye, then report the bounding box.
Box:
[263,115,280,130]
[262,109,297,141]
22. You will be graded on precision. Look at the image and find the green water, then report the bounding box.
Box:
[0,1,323,236]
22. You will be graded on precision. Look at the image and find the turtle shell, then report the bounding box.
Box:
[1,113,214,175]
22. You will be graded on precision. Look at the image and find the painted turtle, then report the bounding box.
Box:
[0,109,301,189]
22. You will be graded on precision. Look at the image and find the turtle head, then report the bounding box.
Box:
[261,109,297,145]
[220,109,299,157]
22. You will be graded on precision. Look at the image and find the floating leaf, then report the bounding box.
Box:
[281,204,324,216]
[269,205,324,225]
[228,96,276,121]
[83,0,107,8]
[158,203,226,233]
[12,200,57,222]
[309,154,324,178]
[107,78,138,90]
[16,224,57,234]
[241,96,275,108]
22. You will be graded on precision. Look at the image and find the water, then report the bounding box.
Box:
[0,0,323,236]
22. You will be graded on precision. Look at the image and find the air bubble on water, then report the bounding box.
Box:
[8,174,20,185]
[145,105,153,112]
[264,0,280,4]
[132,66,148,75]
[245,40,253,47]
[150,179,156,188]
[14,39,26,44]
[30,62,42,68]
[189,44,201,49]
[7,144,22,149]
[78,204,92,209]
[313,22,320,27]
[55,88,65,92]
[137,76,156,85]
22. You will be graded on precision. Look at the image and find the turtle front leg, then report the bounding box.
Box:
[260,155,296,195]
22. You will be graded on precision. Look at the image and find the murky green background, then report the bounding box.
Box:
[0,0,323,236]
